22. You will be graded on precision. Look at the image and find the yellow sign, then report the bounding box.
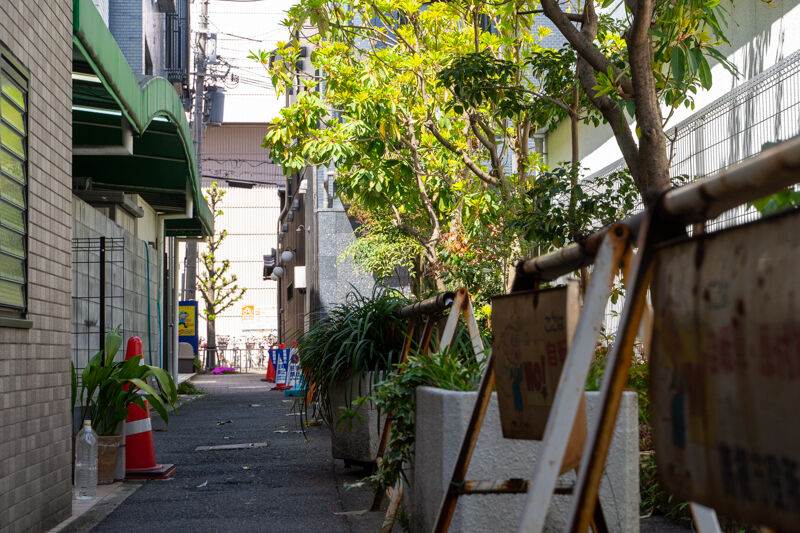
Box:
[178,305,195,336]
[241,305,255,320]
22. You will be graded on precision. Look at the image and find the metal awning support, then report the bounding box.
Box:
[517,134,800,282]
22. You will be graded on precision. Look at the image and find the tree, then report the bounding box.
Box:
[260,0,697,301]
[197,182,246,369]
[259,1,583,299]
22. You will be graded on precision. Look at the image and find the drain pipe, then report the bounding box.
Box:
[157,185,194,382]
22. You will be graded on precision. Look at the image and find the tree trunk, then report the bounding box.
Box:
[206,319,216,370]
[568,82,580,235]
[628,0,672,200]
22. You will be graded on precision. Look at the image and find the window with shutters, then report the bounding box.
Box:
[0,44,28,318]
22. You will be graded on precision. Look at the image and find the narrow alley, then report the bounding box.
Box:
[72,374,383,532]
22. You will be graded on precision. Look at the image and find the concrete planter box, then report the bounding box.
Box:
[329,373,384,464]
[411,387,639,533]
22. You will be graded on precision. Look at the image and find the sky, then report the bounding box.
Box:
[195,0,298,123]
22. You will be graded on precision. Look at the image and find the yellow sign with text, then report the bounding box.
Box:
[178,305,195,336]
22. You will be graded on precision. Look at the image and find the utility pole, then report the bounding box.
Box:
[186,0,209,301]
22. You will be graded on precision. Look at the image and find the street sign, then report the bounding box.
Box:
[651,209,800,532]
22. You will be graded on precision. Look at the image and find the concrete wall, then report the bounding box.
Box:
[412,388,639,533]
[0,1,75,530]
[71,196,161,370]
[312,165,375,313]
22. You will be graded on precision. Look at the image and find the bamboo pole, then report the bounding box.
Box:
[518,135,800,282]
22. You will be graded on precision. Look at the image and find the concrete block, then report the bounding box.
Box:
[328,374,385,463]
[411,388,639,533]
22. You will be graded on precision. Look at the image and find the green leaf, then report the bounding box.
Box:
[671,46,686,83]
[698,56,712,90]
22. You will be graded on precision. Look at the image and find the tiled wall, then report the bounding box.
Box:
[109,0,144,73]
[0,1,74,531]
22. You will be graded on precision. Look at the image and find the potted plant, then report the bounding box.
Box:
[297,286,408,463]
[71,327,178,484]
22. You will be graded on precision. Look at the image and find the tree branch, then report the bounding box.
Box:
[575,15,640,178]
[539,0,634,97]
[468,114,502,176]
[425,119,500,186]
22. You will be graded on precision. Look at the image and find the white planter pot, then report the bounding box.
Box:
[328,373,384,464]
[411,387,639,533]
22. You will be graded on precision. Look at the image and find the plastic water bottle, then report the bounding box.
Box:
[74,420,98,500]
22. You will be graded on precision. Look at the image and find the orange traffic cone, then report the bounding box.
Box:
[124,337,176,480]
[261,346,276,382]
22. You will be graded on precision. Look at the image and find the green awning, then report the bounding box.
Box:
[72,0,212,237]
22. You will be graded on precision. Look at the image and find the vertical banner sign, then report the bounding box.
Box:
[287,347,300,387]
[178,300,199,355]
[492,281,586,469]
[274,348,290,385]
[651,210,800,532]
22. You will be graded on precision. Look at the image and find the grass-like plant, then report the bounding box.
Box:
[297,286,409,423]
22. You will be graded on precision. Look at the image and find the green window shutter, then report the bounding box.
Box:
[0,44,28,315]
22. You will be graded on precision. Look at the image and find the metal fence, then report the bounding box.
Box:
[203,336,277,373]
[589,50,800,334]
[71,237,125,386]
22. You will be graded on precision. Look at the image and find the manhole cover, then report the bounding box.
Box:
[194,442,269,451]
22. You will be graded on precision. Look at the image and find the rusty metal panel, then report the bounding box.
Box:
[492,281,586,445]
[651,209,800,532]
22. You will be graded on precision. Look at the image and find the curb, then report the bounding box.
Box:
[57,482,143,533]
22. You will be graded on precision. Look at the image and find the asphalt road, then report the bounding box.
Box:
[82,372,690,533]
[91,373,383,533]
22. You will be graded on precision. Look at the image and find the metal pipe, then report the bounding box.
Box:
[396,291,456,319]
[99,236,106,361]
[172,236,180,382]
[518,135,800,281]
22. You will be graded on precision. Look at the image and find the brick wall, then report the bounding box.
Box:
[0,1,74,531]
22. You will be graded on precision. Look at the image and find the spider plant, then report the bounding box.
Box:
[297,286,409,423]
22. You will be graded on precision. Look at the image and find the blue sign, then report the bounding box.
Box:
[178,300,199,355]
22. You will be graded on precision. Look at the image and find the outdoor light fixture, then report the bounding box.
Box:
[272,266,284,278]
[269,272,279,281]
[296,225,306,233]
[280,250,294,262]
